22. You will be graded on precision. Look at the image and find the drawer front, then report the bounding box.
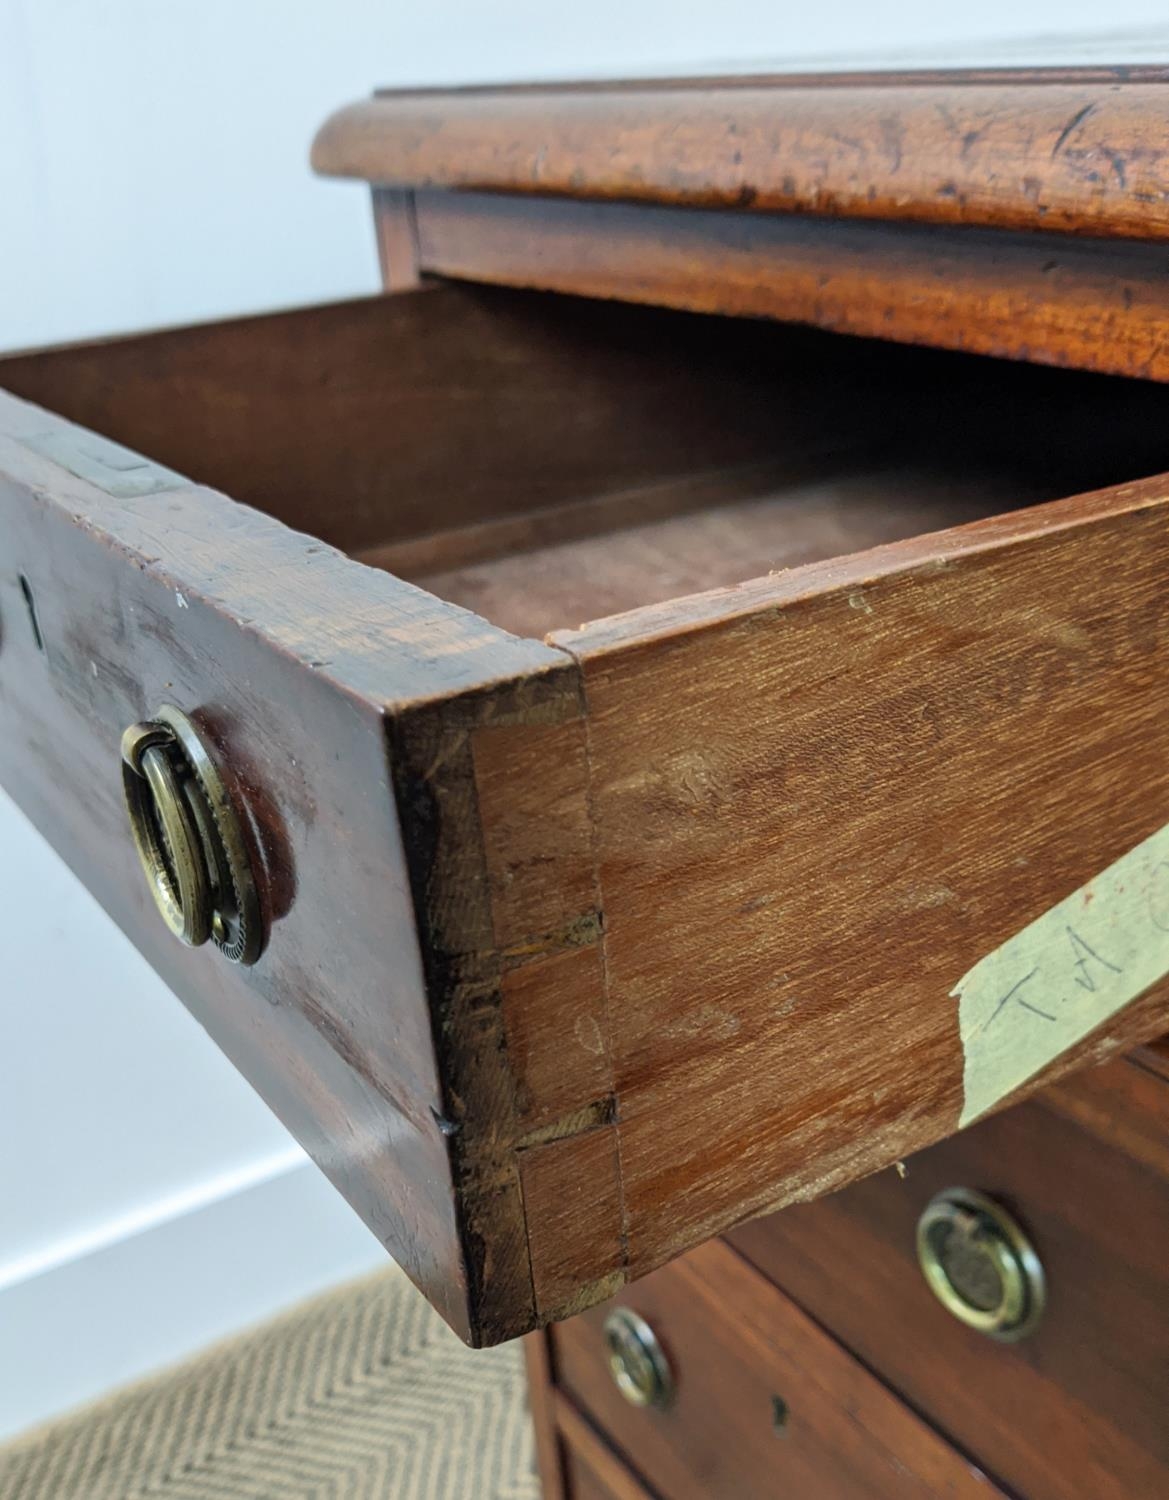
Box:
[552,1238,1002,1500]
[0,376,575,1348]
[563,1458,643,1500]
[729,1062,1169,1500]
[405,187,1169,384]
[561,1447,648,1500]
[556,1398,658,1500]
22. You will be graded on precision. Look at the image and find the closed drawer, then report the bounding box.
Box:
[556,1397,658,1500]
[561,1444,652,1500]
[729,1058,1169,1500]
[552,1237,1002,1499]
[3,283,1169,1345]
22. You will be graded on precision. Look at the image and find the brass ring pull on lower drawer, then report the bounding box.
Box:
[916,1187,1045,1342]
[603,1307,674,1409]
[121,706,262,966]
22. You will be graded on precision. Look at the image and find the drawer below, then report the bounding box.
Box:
[552,1238,1002,1500]
[3,285,1169,1345]
[555,1398,658,1500]
[730,1058,1169,1500]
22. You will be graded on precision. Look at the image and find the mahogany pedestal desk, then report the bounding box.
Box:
[2,66,1168,1498]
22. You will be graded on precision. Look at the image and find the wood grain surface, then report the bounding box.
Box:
[410,189,1169,383]
[0,285,904,554]
[523,1334,567,1500]
[553,1237,1004,1499]
[550,475,1169,1285]
[408,467,1044,638]
[0,388,571,1344]
[7,276,1169,1346]
[1041,1051,1169,1183]
[312,78,1169,240]
[555,1397,656,1500]
[730,1067,1169,1500]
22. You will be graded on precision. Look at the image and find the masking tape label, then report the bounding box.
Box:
[954,823,1169,1127]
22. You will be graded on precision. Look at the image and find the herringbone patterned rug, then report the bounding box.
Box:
[0,1268,540,1499]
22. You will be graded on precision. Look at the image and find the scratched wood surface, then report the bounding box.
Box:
[7,122,1169,1357]
[7,325,1169,1345]
[312,76,1169,240]
[329,73,1169,383]
[553,1237,1006,1499]
[0,294,936,1347]
[386,666,627,1334]
[0,387,585,1345]
[549,475,1169,1286]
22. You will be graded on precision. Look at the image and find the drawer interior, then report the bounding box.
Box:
[397,467,1042,640]
[373,303,1169,639]
[5,282,1169,641]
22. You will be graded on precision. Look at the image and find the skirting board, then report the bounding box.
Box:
[0,1158,389,1442]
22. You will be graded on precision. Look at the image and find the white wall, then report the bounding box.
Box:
[4,2,1169,349]
[2,0,1167,1440]
[0,790,391,1440]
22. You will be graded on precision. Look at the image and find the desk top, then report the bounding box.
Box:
[313,68,1169,242]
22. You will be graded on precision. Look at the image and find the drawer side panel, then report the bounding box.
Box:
[554,476,1169,1284]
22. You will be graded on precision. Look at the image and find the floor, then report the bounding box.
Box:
[0,1267,540,1500]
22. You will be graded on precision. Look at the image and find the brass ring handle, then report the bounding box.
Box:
[120,706,263,966]
[916,1187,1045,1342]
[602,1307,674,1409]
[122,725,213,947]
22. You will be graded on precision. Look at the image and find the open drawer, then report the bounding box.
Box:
[2,283,1169,1344]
